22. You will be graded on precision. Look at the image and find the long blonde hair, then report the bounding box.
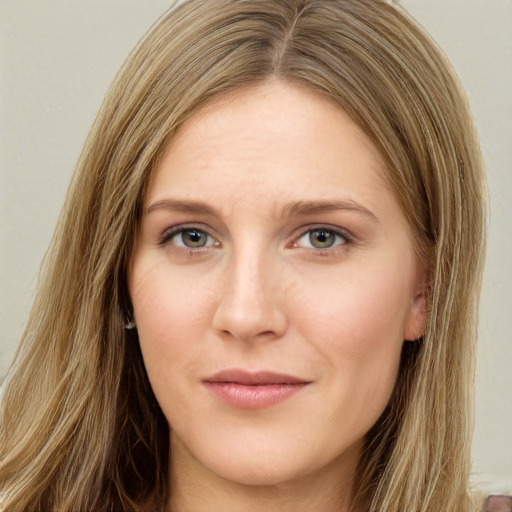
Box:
[0,1,486,510]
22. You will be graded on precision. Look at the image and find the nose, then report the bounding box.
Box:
[212,250,288,343]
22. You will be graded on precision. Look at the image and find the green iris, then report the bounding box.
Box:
[309,229,336,249]
[181,229,208,248]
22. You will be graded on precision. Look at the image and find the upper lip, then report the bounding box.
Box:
[203,369,311,386]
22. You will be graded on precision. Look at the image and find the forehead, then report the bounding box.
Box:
[146,80,399,224]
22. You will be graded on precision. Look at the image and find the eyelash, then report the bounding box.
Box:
[159,224,219,253]
[158,224,354,256]
[291,225,353,256]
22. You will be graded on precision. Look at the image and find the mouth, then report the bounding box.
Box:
[202,369,311,410]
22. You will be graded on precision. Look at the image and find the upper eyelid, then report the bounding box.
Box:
[159,223,219,244]
[157,222,354,247]
[294,224,354,242]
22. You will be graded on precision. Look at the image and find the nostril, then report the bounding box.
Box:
[212,284,288,342]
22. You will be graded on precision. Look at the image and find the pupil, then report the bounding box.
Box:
[310,230,335,248]
[184,230,206,247]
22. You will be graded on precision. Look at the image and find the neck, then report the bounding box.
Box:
[167,434,363,512]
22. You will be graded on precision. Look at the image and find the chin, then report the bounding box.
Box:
[172,428,320,486]
[209,457,313,487]
[175,426,361,490]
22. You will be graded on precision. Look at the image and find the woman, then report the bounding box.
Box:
[0,1,487,511]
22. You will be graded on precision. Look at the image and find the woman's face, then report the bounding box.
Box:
[129,80,426,488]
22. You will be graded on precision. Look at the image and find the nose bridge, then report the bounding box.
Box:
[212,240,287,341]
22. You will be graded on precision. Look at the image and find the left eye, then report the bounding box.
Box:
[170,229,217,249]
[296,229,347,249]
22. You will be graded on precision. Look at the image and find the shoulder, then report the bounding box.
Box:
[481,495,512,512]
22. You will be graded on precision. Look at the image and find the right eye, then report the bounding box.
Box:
[161,227,219,250]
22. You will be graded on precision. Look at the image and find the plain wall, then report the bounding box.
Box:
[1,0,511,491]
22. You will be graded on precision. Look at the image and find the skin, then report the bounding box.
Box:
[129,80,426,512]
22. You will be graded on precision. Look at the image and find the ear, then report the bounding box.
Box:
[403,266,428,342]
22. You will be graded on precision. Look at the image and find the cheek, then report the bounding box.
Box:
[294,259,411,354]
[129,263,218,404]
[290,258,411,415]
[131,261,216,339]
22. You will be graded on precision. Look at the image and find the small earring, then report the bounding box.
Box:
[124,318,136,329]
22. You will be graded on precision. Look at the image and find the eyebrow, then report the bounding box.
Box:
[146,198,377,222]
[146,199,217,216]
[281,199,378,222]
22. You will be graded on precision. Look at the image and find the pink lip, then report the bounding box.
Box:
[202,370,311,410]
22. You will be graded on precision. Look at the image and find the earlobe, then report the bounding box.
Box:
[404,295,427,342]
[403,271,428,342]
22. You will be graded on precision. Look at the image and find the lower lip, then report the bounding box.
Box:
[203,382,308,409]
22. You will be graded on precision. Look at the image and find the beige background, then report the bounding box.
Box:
[1,0,511,491]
